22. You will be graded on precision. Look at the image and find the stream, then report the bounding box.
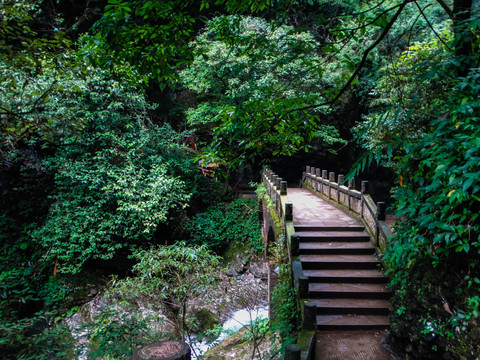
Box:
[189,305,269,359]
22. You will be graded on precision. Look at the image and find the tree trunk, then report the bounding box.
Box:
[452,0,474,75]
[132,340,191,360]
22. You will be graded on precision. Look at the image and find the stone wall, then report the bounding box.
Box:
[261,168,314,360]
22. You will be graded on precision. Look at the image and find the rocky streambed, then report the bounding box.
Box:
[65,253,273,359]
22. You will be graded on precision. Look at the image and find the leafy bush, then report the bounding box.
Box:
[269,238,298,343]
[108,242,221,339]
[358,30,480,358]
[186,199,263,253]
[26,70,193,274]
[0,311,74,360]
[85,307,168,360]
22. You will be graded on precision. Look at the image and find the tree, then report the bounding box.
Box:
[109,242,221,341]
[26,69,194,274]
[340,1,480,357]
[80,0,272,86]
[180,15,346,167]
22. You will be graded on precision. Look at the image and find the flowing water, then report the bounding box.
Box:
[189,305,269,359]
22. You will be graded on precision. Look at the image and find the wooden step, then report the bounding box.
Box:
[300,254,381,269]
[295,225,365,232]
[308,283,391,299]
[316,314,390,330]
[299,241,375,255]
[303,269,388,283]
[297,232,370,242]
[312,298,390,315]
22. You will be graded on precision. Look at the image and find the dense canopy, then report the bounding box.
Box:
[1,0,479,359]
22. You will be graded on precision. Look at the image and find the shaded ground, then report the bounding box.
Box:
[316,330,399,360]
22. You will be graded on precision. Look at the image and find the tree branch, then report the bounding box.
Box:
[336,1,407,32]
[284,0,413,115]
[0,80,58,116]
[415,2,452,50]
[435,0,453,18]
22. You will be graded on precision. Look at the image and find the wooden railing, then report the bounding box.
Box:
[302,165,393,251]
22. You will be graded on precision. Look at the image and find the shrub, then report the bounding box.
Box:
[186,199,263,253]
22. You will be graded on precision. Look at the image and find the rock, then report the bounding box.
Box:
[201,327,280,360]
[226,253,249,276]
[248,256,268,279]
[245,273,255,280]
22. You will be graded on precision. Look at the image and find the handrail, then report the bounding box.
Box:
[303,165,392,251]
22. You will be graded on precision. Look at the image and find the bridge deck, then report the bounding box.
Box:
[287,188,358,227]
[286,188,395,360]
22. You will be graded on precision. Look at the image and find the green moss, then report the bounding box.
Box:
[194,308,219,333]
[222,241,250,267]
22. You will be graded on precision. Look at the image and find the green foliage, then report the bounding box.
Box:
[80,0,197,85]
[180,15,345,166]
[85,307,168,360]
[187,199,263,253]
[385,68,480,269]
[109,242,221,337]
[26,69,191,274]
[351,32,453,170]
[269,238,298,343]
[0,313,74,360]
[349,5,480,356]
[80,0,272,86]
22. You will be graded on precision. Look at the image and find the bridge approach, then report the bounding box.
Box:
[261,167,396,360]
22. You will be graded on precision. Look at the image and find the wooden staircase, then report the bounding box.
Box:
[297,224,391,330]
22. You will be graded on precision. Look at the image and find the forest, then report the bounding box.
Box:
[0,0,479,359]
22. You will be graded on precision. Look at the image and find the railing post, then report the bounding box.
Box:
[291,234,299,256]
[328,172,335,200]
[321,170,328,195]
[376,201,386,247]
[275,177,282,189]
[315,168,321,192]
[361,180,369,194]
[306,165,311,174]
[337,174,344,202]
[347,178,355,211]
[348,178,355,189]
[272,174,278,187]
[303,302,317,331]
[377,202,386,221]
[276,192,281,214]
[298,276,309,298]
[280,181,287,196]
[328,171,335,182]
[284,344,301,360]
[285,203,293,222]
[361,181,369,218]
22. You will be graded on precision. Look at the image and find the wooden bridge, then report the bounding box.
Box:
[261,167,395,360]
